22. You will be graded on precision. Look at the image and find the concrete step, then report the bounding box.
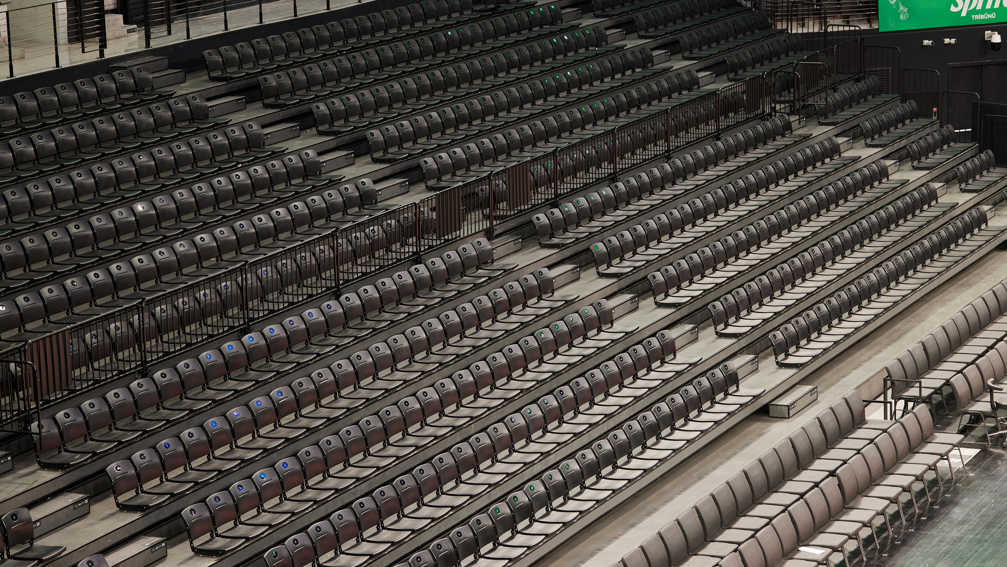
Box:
[491,233,522,259]
[107,535,167,567]
[261,122,301,146]
[110,55,169,72]
[317,150,354,173]
[149,68,186,89]
[376,178,409,201]
[33,491,89,537]
[205,95,245,118]
[606,28,627,43]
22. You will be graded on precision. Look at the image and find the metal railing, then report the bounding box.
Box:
[0,75,770,432]
[902,67,940,119]
[132,0,362,47]
[0,0,376,78]
[0,0,105,78]
[756,0,879,33]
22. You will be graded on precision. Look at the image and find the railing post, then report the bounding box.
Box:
[715,92,721,134]
[5,9,14,77]
[882,377,889,420]
[333,232,342,290]
[144,0,151,48]
[663,108,671,155]
[293,0,298,17]
[51,3,60,67]
[223,0,229,31]
[487,173,495,240]
[185,2,190,39]
[411,206,421,259]
[165,0,172,36]
[77,0,84,53]
[238,263,251,334]
[550,149,558,201]
[258,0,263,24]
[98,0,107,57]
[138,299,149,376]
[610,129,618,176]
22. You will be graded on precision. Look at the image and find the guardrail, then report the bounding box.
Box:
[0,0,373,78]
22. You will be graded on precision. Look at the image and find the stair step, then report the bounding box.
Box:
[150,68,186,89]
[609,293,640,320]
[491,234,522,259]
[562,8,582,22]
[33,492,89,537]
[262,122,301,146]
[317,150,354,173]
[552,263,581,288]
[106,536,167,567]
[376,178,409,201]
[206,95,246,118]
[606,28,626,43]
[110,55,169,73]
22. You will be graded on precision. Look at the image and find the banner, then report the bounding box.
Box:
[879,0,1007,32]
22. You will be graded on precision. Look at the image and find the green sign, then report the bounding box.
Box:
[880,0,1007,32]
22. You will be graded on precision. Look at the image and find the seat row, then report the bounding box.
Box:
[536,116,798,246]
[309,26,612,134]
[381,361,759,567]
[420,67,705,190]
[248,325,715,566]
[592,138,847,275]
[905,124,958,169]
[0,116,265,237]
[0,145,348,304]
[524,91,737,192]
[653,161,894,306]
[0,96,234,188]
[0,170,382,343]
[55,222,494,354]
[168,303,635,556]
[884,278,1007,413]
[818,76,884,121]
[771,208,990,367]
[948,340,1007,445]
[614,397,960,567]
[113,294,598,519]
[726,35,805,80]
[633,0,740,39]
[954,149,1003,192]
[42,263,544,467]
[860,101,922,146]
[204,0,484,80]
[258,14,572,110]
[30,238,521,465]
[679,12,774,59]
[370,47,656,163]
[711,183,939,337]
[0,68,171,135]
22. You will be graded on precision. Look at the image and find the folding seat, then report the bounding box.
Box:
[0,508,61,564]
[182,503,246,556]
[106,456,172,511]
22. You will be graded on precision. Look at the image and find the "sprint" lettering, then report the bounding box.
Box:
[951,0,1002,16]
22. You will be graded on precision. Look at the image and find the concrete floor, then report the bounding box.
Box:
[540,248,1007,567]
[887,449,1007,567]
